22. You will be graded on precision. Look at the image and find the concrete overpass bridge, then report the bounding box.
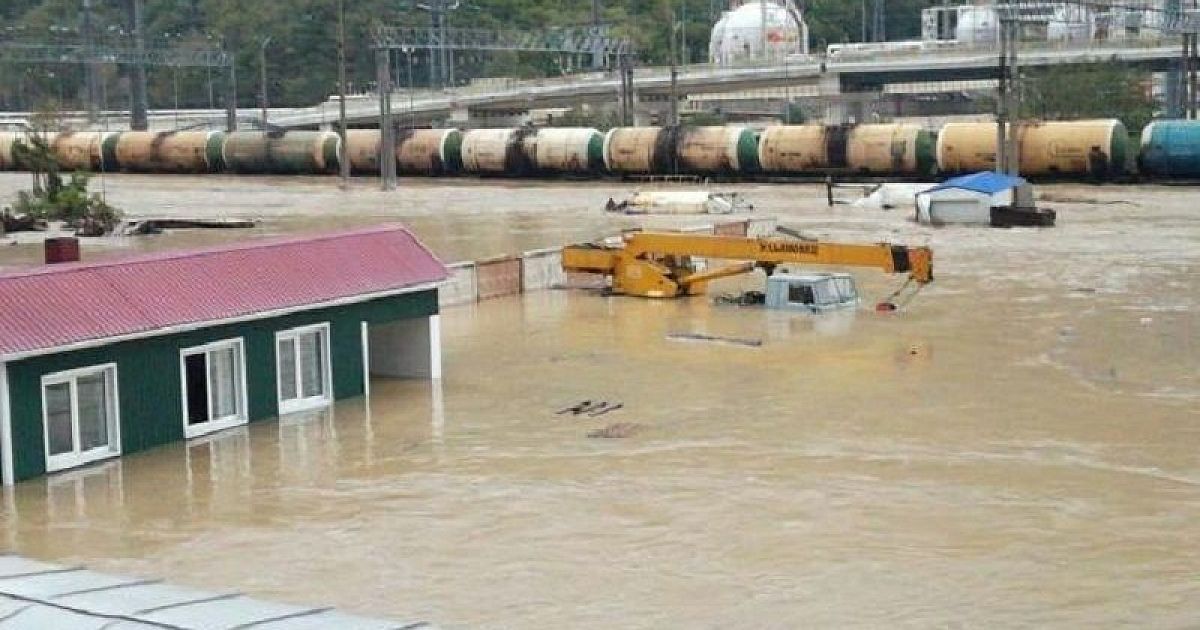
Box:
[3,39,1179,131]
[262,39,1179,128]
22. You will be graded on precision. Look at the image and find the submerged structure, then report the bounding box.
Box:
[0,226,447,483]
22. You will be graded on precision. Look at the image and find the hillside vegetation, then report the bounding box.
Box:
[1,0,929,109]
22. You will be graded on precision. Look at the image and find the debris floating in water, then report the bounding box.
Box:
[589,403,623,417]
[666,332,763,348]
[556,400,620,416]
[588,422,644,439]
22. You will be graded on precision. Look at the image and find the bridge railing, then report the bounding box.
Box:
[380,35,1185,100]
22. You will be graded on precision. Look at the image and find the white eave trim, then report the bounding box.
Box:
[0,362,14,486]
[0,280,444,363]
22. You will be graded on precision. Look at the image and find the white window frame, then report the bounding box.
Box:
[275,322,333,415]
[41,363,121,473]
[179,338,249,439]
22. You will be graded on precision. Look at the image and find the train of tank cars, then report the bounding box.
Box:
[2,119,1200,180]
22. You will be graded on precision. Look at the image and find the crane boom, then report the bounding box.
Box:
[562,232,933,299]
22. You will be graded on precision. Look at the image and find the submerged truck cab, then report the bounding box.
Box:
[765,273,860,312]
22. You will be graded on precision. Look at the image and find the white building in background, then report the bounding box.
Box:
[922,1,1168,45]
[709,0,809,66]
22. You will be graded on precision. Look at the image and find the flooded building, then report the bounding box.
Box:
[0,225,447,484]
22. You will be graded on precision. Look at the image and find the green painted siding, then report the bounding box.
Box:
[5,289,436,482]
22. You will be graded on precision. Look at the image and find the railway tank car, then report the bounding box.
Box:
[460,128,535,176]
[50,131,121,171]
[520,128,604,175]
[937,120,1128,176]
[112,131,225,173]
[603,127,679,174]
[757,124,934,176]
[222,130,341,175]
[758,124,836,173]
[847,123,935,175]
[397,128,463,175]
[676,126,760,174]
[343,129,383,175]
[1138,120,1200,178]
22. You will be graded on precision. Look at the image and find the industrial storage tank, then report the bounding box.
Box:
[222,130,341,174]
[521,128,604,175]
[758,125,832,172]
[50,131,120,171]
[112,131,225,173]
[846,124,935,175]
[709,1,809,66]
[344,129,382,174]
[1138,120,1200,177]
[955,6,998,43]
[603,127,677,174]
[460,128,535,176]
[677,126,760,174]
[937,120,1127,176]
[397,128,462,175]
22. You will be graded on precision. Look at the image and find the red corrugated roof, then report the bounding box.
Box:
[0,225,447,358]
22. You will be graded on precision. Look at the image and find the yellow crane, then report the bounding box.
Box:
[561,231,933,304]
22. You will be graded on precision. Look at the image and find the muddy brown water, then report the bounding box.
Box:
[0,173,1197,628]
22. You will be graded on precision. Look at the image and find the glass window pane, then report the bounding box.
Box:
[45,382,74,456]
[278,338,298,401]
[76,372,110,452]
[209,346,240,419]
[814,281,835,304]
[185,353,208,425]
[788,284,814,304]
[299,330,325,398]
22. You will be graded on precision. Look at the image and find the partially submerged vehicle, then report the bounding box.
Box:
[716,272,860,312]
[605,190,753,215]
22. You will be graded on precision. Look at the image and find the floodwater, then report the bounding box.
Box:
[1,173,1198,627]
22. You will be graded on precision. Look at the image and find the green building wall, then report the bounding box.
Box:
[5,289,437,482]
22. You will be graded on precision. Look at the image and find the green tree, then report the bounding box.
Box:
[1020,63,1156,132]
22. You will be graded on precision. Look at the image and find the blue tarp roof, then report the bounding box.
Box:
[926,171,1027,195]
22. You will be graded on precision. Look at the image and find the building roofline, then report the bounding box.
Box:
[0,280,442,363]
[0,223,435,281]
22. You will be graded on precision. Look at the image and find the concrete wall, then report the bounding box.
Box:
[475,255,522,300]
[521,248,565,291]
[439,262,478,308]
[435,218,765,305]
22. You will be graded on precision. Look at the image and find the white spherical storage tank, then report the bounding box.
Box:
[709,1,808,66]
[955,6,998,44]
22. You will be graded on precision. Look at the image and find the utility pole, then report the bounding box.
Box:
[377,48,396,190]
[996,11,1020,176]
[760,0,768,60]
[337,0,349,188]
[1192,34,1199,119]
[82,0,101,122]
[259,36,272,128]
[591,0,604,68]
[872,0,885,42]
[404,47,416,129]
[225,57,238,132]
[861,0,867,42]
[669,7,680,125]
[997,14,1008,174]
[679,0,687,66]
[129,0,148,130]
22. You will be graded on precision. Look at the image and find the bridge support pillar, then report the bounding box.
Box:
[449,105,470,126]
